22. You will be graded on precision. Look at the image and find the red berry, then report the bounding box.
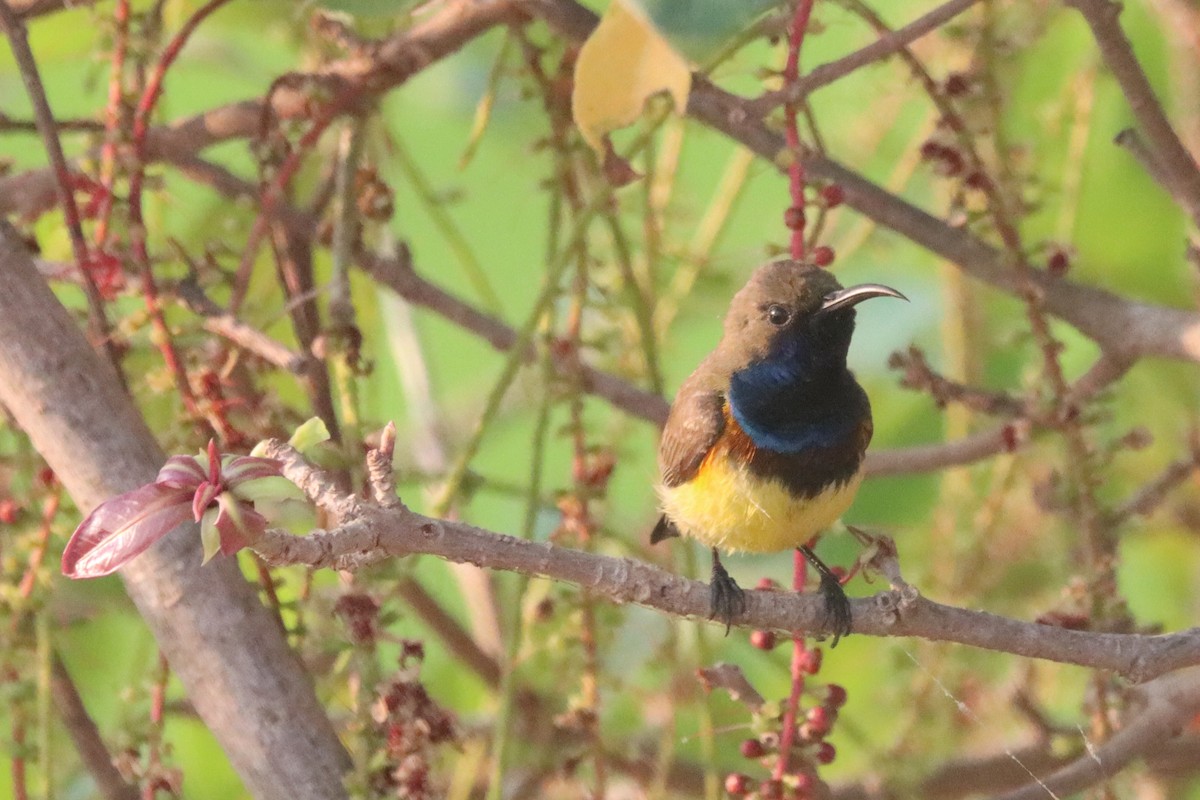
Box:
[811,246,835,267]
[819,184,844,207]
[805,706,832,737]
[1047,249,1070,276]
[798,648,822,675]
[825,684,847,708]
[919,140,943,160]
[784,206,806,231]
[938,148,965,176]
[815,742,836,765]
[740,738,766,759]
[751,630,777,650]
[724,773,751,796]
[760,779,784,799]
[965,171,991,191]
[785,774,815,799]
[0,499,18,524]
[943,72,971,96]
[1000,423,1020,452]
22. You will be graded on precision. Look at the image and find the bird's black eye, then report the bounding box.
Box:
[766,304,791,326]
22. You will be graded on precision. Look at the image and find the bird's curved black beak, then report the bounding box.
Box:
[818,283,908,315]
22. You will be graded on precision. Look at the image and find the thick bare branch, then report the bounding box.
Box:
[255,439,1200,684]
[690,82,1200,363]
[0,222,351,800]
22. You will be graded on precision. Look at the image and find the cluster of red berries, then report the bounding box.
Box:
[371,642,457,799]
[730,575,848,799]
[83,250,125,299]
[782,183,844,267]
[723,682,846,798]
[333,591,381,645]
[918,137,993,192]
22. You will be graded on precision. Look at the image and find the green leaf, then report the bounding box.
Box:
[288,417,332,455]
[232,476,305,505]
[200,507,221,564]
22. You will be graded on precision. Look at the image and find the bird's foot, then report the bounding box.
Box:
[709,556,746,636]
[800,545,852,647]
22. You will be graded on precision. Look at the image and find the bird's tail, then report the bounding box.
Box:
[649,515,680,545]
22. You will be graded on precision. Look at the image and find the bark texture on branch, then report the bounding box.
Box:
[253,440,1200,685]
[0,222,350,800]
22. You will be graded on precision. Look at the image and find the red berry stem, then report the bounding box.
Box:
[783,0,815,261]
[773,548,811,781]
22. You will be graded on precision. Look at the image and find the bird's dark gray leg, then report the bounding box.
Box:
[709,547,746,635]
[799,545,852,647]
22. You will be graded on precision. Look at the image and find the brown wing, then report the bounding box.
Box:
[658,378,726,488]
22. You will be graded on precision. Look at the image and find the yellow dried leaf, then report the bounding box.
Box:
[572,0,692,154]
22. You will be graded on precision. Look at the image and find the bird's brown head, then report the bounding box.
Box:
[717,259,904,373]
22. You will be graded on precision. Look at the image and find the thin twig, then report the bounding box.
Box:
[1114,127,1178,201]
[1110,448,1200,523]
[358,243,672,426]
[50,655,139,800]
[0,1,117,362]
[776,1,816,785]
[90,0,129,251]
[1068,0,1200,229]
[127,0,235,436]
[394,577,503,689]
[890,346,1025,416]
[990,668,1200,800]
[750,0,984,113]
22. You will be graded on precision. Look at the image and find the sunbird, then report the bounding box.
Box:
[651,259,905,640]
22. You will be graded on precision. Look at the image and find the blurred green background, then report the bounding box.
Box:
[3,0,1199,797]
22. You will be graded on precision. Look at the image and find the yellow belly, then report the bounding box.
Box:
[658,455,863,553]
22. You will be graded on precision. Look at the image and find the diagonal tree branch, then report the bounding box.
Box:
[685,79,1200,363]
[0,0,115,358]
[751,0,984,112]
[253,439,1200,686]
[991,667,1200,800]
[1067,0,1200,229]
[6,0,1200,368]
[532,0,1200,365]
[0,221,351,800]
[51,654,139,800]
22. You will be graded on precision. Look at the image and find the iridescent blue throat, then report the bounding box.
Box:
[727,321,859,454]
